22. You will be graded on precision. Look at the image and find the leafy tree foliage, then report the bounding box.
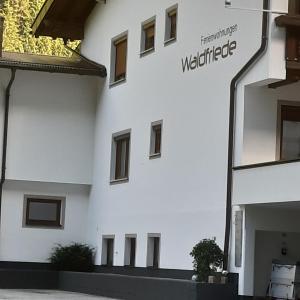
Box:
[0,0,79,56]
[190,239,224,282]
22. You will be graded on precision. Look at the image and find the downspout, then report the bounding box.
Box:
[0,68,16,222]
[223,0,270,270]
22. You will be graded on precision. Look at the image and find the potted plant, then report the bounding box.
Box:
[190,238,224,283]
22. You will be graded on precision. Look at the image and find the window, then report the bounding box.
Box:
[111,130,131,182]
[124,235,137,267]
[147,234,160,268]
[101,236,114,267]
[150,121,162,158]
[165,6,178,43]
[141,18,155,55]
[24,197,63,228]
[279,104,300,160]
[111,33,128,85]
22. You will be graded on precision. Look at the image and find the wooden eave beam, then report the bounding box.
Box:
[35,20,84,40]
[275,14,300,28]
[32,0,55,36]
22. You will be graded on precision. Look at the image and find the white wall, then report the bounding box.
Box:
[0,180,90,262]
[0,69,98,185]
[80,0,269,270]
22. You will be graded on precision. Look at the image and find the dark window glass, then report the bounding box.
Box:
[280,105,300,160]
[169,11,177,39]
[114,38,127,82]
[26,198,62,227]
[115,135,130,180]
[129,238,136,267]
[153,125,162,155]
[153,237,160,269]
[106,238,114,267]
[144,23,155,51]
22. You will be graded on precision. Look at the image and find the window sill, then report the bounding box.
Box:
[109,78,126,88]
[164,37,177,46]
[23,224,64,230]
[140,47,155,57]
[149,153,161,159]
[110,178,129,185]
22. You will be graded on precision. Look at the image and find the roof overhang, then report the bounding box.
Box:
[32,0,97,41]
[0,52,107,77]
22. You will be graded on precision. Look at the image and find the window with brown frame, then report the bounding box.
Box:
[114,37,127,82]
[165,7,177,42]
[25,198,62,228]
[150,121,162,157]
[111,132,130,181]
[280,105,300,160]
[141,20,155,53]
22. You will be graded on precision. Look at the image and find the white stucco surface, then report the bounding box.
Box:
[0,180,90,262]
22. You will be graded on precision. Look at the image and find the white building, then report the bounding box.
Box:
[0,0,299,297]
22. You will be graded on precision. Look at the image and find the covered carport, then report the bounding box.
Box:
[243,203,300,297]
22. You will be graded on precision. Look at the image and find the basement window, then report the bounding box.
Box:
[165,5,178,44]
[24,196,64,228]
[124,235,137,267]
[149,121,162,158]
[110,130,131,183]
[101,236,115,267]
[110,33,128,86]
[147,234,161,268]
[141,18,156,56]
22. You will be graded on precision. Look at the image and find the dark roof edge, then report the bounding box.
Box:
[0,56,107,77]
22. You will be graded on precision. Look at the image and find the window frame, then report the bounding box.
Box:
[24,196,64,229]
[124,234,137,267]
[140,17,156,56]
[110,31,128,87]
[276,100,300,160]
[101,235,115,267]
[149,120,163,159]
[146,233,161,269]
[165,5,178,45]
[110,129,131,184]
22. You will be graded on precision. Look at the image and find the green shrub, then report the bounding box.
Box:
[190,239,224,282]
[49,243,95,272]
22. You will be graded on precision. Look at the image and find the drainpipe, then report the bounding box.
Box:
[0,68,16,222]
[223,0,270,270]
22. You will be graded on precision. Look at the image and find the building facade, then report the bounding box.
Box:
[0,0,298,297]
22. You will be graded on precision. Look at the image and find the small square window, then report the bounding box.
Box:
[165,5,178,44]
[24,197,63,228]
[110,33,128,85]
[147,234,161,269]
[141,18,155,55]
[111,130,131,183]
[150,121,162,158]
[124,235,137,267]
[101,236,115,267]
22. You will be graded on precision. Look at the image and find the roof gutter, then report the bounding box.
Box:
[223,0,270,270]
[0,68,16,222]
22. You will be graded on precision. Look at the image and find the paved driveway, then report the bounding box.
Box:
[0,290,118,299]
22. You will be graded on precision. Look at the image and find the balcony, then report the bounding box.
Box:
[233,158,300,205]
[233,80,300,205]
